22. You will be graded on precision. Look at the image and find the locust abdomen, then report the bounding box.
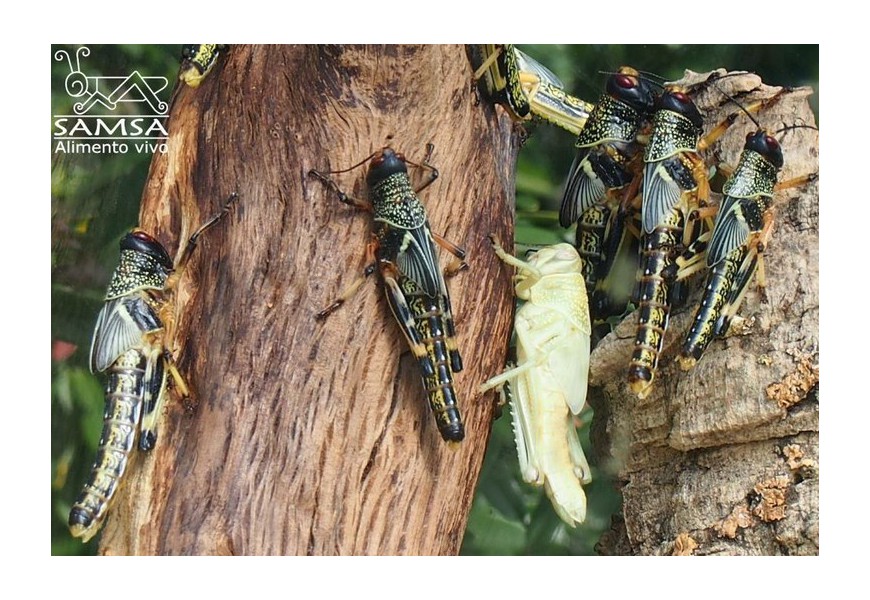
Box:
[628,215,682,398]
[412,293,464,442]
[68,349,146,542]
[679,250,742,370]
[575,203,610,297]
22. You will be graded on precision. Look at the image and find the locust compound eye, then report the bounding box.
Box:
[181,45,195,59]
[132,231,158,244]
[614,73,638,90]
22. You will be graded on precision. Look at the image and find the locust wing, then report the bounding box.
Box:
[89,295,162,373]
[642,160,683,234]
[395,224,447,298]
[706,195,751,268]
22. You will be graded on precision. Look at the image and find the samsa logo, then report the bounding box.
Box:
[53,46,171,155]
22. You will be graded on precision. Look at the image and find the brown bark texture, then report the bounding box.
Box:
[591,71,819,555]
[97,45,520,555]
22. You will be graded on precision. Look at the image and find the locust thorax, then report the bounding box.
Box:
[105,232,174,299]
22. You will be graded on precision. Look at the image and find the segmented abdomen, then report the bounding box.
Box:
[628,212,683,398]
[679,250,742,368]
[575,203,611,296]
[68,348,146,542]
[408,291,464,442]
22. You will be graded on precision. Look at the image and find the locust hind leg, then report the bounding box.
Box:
[430,230,467,371]
[715,249,760,339]
[663,230,712,283]
[471,45,504,83]
[138,344,180,452]
[380,264,434,376]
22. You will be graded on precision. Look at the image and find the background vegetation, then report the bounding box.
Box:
[50,44,818,556]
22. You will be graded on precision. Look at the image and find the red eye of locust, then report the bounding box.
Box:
[614,74,637,89]
[671,91,690,104]
[765,135,780,151]
[371,152,387,168]
[132,231,157,243]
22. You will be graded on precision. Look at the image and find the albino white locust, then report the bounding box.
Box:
[480,237,592,526]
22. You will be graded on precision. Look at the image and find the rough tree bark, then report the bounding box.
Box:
[592,72,819,556]
[97,45,520,555]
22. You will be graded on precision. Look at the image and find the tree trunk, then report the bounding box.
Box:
[97,45,519,555]
[591,72,819,555]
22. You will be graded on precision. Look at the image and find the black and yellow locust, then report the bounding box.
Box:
[628,78,763,398]
[68,193,238,542]
[179,45,229,88]
[558,67,659,326]
[309,145,468,443]
[663,91,819,369]
[469,45,593,136]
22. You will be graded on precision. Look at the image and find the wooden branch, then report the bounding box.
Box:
[591,71,819,556]
[98,45,519,555]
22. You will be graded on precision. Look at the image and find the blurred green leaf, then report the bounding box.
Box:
[462,494,528,556]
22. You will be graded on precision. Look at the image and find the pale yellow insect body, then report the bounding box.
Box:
[481,240,592,526]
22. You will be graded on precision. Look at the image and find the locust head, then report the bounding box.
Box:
[526,243,584,277]
[513,243,584,300]
[366,147,409,186]
[656,87,704,131]
[122,230,174,270]
[179,44,226,88]
[745,129,784,170]
[608,66,658,114]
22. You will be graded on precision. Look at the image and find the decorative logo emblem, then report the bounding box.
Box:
[52,46,171,155]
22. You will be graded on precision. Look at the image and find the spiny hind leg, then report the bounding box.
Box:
[139,344,174,451]
[565,413,592,484]
[664,231,712,283]
[717,245,763,338]
[751,209,776,303]
[380,263,432,375]
[471,45,504,82]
